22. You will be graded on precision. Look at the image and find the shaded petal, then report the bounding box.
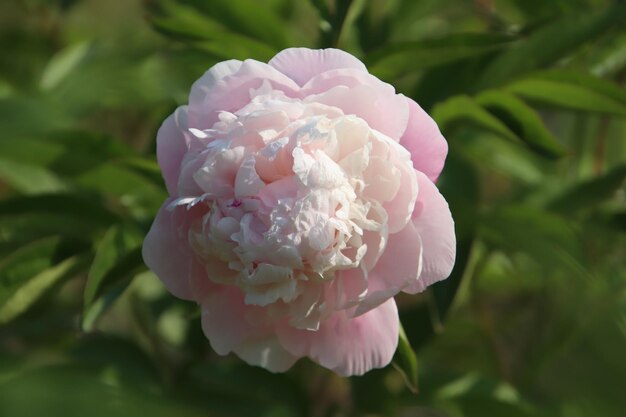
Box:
[404,171,456,293]
[234,337,299,373]
[399,97,448,182]
[383,157,418,234]
[142,199,197,300]
[157,107,189,195]
[200,285,299,372]
[334,267,368,309]
[268,47,367,86]
[277,299,399,376]
[355,220,423,316]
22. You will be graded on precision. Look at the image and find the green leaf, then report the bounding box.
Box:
[548,164,626,214]
[0,238,63,307]
[505,78,626,116]
[0,255,86,324]
[192,36,277,62]
[476,4,626,89]
[40,41,92,91]
[84,224,143,309]
[368,34,511,80]
[476,90,567,158]
[392,323,418,394]
[431,95,517,141]
[431,238,474,326]
[81,246,144,331]
[0,237,87,322]
[0,193,119,227]
[81,279,130,332]
[149,0,285,60]
[186,0,290,48]
[531,70,626,105]
[0,158,68,194]
[479,206,581,269]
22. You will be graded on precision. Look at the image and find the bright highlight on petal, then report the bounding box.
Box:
[143,47,455,376]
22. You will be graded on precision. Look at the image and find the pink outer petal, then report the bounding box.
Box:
[302,69,409,141]
[142,199,198,301]
[404,171,456,294]
[157,107,189,195]
[187,60,299,129]
[189,60,243,111]
[354,221,423,316]
[200,285,299,372]
[400,97,448,182]
[268,48,367,86]
[277,298,399,376]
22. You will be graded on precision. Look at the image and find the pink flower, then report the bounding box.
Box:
[143,48,455,376]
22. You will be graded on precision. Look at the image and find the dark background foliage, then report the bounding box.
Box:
[0,0,625,416]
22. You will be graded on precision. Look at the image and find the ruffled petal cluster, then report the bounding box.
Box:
[143,48,455,376]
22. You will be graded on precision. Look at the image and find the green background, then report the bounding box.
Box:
[1,0,625,416]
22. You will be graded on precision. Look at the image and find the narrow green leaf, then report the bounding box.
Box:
[432,238,474,324]
[149,0,287,55]
[0,255,86,324]
[186,0,290,48]
[192,36,278,62]
[431,95,518,141]
[0,237,87,322]
[149,1,229,41]
[476,4,626,88]
[0,238,63,308]
[392,323,418,394]
[0,158,67,194]
[81,279,129,332]
[530,70,626,105]
[548,164,626,214]
[505,79,626,116]
[40,41,92,91]
[479,206,581,269]
[84,225,143,308]
[368,34,511,80]
[0,193,119,227]
[476,90,567,158]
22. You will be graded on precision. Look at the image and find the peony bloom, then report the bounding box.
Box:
[143,48,455,376]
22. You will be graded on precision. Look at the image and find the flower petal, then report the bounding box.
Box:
[200,285,299,372]
[355,220,423,316]
[142,199,198,300]
[189,60,243,112]
[399,97,448,182]
[277,298,399,376]
[188,60,299,129]
[268,47,367,86]
[156,107,189,195]
[404,171,456,293]
[303,69,409,141]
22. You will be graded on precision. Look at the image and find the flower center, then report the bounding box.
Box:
[176,91,412,310]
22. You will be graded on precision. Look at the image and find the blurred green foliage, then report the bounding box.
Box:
[0,0,625,416]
